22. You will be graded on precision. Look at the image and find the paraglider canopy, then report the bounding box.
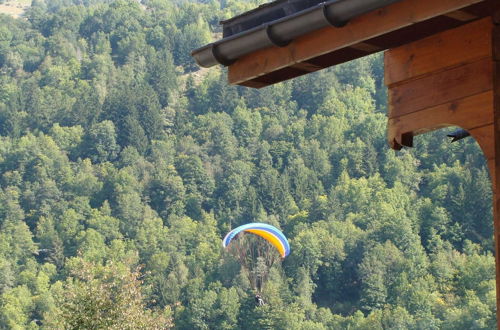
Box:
[222,223,290,258]
[222,222,290,292]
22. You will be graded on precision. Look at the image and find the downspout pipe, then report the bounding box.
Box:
[192,0,403,68]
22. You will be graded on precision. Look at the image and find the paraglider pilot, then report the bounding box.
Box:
[255,294,265,306]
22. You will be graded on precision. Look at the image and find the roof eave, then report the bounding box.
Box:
[191,0,404,68]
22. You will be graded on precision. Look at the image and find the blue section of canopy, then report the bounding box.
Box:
[222,222,290,257]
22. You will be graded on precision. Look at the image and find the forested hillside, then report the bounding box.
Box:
[0,0,496,328]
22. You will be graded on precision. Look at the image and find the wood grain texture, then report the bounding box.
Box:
[387,91,493,149]
[385,18,492,86]
[388,58,493,118]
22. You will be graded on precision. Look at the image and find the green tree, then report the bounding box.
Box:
[46,258,173,329]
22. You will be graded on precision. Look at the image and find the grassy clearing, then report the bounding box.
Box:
[0,0,30,18]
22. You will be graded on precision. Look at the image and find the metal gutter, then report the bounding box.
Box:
[220,0,326,38]
[192,0,404,68]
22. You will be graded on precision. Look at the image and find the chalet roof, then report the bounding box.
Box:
[192,0,402,68]
[192,0,494,88]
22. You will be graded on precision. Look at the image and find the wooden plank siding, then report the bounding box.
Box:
[385,17,492,86]
[385,18,493,150]
[388,58,492,118]
[387,91,493,150]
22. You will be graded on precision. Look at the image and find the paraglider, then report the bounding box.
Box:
[222,223,290,295]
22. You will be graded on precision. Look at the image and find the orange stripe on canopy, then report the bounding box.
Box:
[245,228,286,258]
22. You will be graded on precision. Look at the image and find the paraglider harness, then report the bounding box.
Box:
[255,294,265,306]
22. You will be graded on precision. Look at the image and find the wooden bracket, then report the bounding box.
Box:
[386,18,494,173]
[386,18,493,158]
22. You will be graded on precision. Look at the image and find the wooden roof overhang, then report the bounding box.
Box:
[226,0,495,88]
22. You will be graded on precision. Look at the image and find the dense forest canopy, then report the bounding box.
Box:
[0,0,496,328]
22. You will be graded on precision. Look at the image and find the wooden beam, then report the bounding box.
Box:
[387,91,493,148]
[228,0,483,85]
[388,58,492,118]
[492,9,500,328]
[385,17,492,86]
